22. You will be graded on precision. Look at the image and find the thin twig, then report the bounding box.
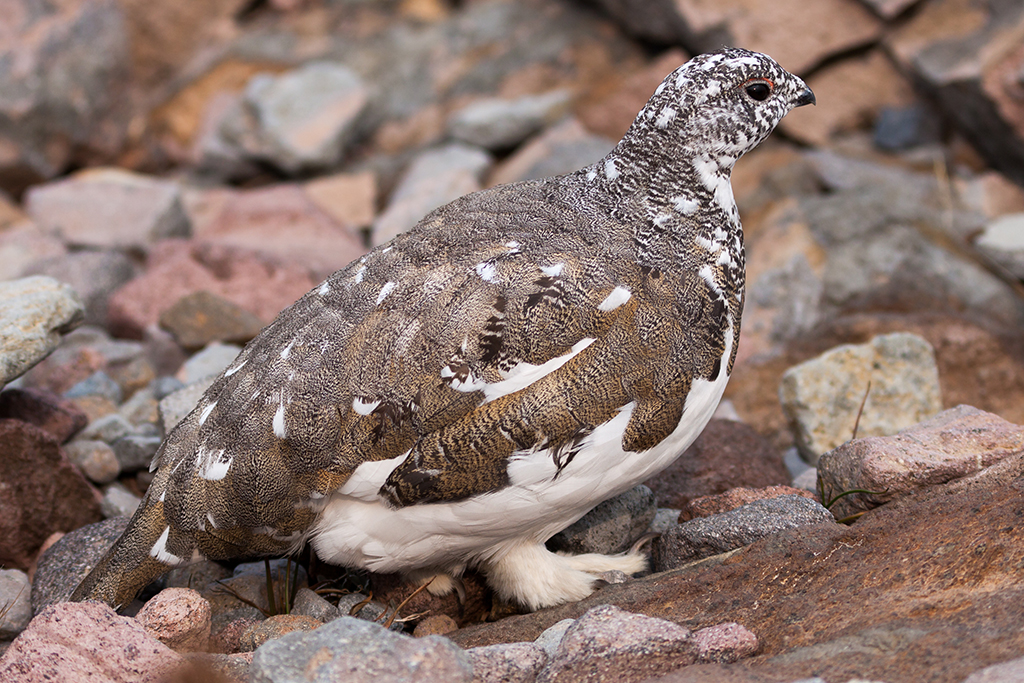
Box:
[265,559,277,617]
[384,581,431,630]
[851,380,871,441]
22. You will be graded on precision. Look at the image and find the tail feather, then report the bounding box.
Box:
[70,500,181,611]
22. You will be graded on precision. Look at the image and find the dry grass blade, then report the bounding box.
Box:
[383,581,431,629]
[851,380,871,441]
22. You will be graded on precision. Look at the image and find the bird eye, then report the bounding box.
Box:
[745,82,771,101]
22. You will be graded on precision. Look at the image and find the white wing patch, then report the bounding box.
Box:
[604,158,619,180]
[352,396,381,415]
[337,449,411,502]
[273,401,287,438]
[198,402,216,426]
[196,445,232,481]
[483,337,596,403]
[475,262,498,283]
[224,360,246,377]
[597,286,632,312]
[150,527,184,565]
[376,281,396,306]
[540,263,564,277]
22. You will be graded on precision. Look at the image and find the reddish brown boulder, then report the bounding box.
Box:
[0,420,102,571]
[451,452,1024,683]
[643,420,790,509]
[0,387,87,443]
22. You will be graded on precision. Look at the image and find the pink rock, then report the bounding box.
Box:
[539,605,696,683]
[0,420,102,571]
[136,588,213,653]
[187,184,367,279]
[693,622,759,664]
[106,239,318,339]
[818,405,1024,520]
[0,602,182,682]
[25,168,190,251]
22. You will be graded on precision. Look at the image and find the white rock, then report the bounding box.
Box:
[975,212,1024,279]
[0,569,32,639]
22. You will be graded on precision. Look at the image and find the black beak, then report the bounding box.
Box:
[795,87,816,107]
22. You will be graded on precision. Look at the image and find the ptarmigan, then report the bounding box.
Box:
[72,48,814,612]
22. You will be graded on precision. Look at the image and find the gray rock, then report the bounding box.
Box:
[26,169,191,251]
[372,143,493,247]
[118,386,160,428]
[159,377,217,435]
[962,656,1024,683]
[649,508,681,535]
[490,118,613,186]
[165,561,232,593]
[548,485,656,555]
[110,433,162,472]
[63,440,121,484]
[291,587,341,624]
[249,616,474,683]
[652,495,835,572]
[818,405,1024,520]
[537,604,696,683]
[779,333,943,465]
[79,413,135,445]
[65,370,123,404]
[175,342,242,386]
[22,250,136,327]
[0,276,85,386]
[534,619,576,659]
[466,641,548,683]
[447,90,572,150]
[238,61,371,174]
[976,213,1024,280]
[100,482,141,518]
[873,105,941,151]
[152,376,186,401]
[0,0,130,183]
[31,516,130,615]
[336,592,389,623]
[0,569,32,639]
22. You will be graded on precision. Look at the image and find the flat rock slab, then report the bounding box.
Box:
[450,452,1024,683]
[818,404,1024,519]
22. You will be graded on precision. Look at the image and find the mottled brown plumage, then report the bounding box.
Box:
[72,48,813,611]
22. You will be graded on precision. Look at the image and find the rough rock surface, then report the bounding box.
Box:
[31,516,129,614]
[652,495,836,572]
[0,602,181,683]
[643,419,790,509]
[136,588,212,653]
[780,332,943,464]
[693,623,759,664]
[0,276,85,385]
[0,569,32,640]
[239,614,322,652]
[818,405,1024,520]
[248,616,474,682]
[465,641,548,683]
[451,452,1024,683]
[538,604,697,683]
[548,484,656,555]
[0,420,102,571]
[679,486,817,522]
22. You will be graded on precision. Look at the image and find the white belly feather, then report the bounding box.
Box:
[311,321,734,574]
